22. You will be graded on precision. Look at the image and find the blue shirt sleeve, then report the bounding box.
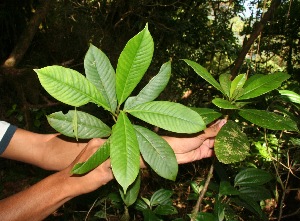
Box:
[0,121,17,155]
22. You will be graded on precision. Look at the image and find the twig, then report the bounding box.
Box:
[190,159,215,221]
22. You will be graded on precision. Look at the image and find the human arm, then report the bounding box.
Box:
[0,138,113,221]
[1,128,87,170]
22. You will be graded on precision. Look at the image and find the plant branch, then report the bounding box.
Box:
[191,159,215,221]
[230,0,281,78]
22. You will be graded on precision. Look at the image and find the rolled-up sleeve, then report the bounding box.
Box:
[0,121,17,155]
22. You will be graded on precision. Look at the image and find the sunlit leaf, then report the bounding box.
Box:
[239,109,299,131]
[230,74,246,98]
[72,140,110,174]
[189,107,222,125]
[214,120,250,164]
[35,66,109,109]
[278,90,300,104]
[84,44,117,112]
[120,173,141,206]
[110,111,140,193]
[134,125,178,181]
[47,110,111,138]
[184,59,224,94]
[212,98,239,109]
[127,101,205,133]
[124,61,171,109]
[116,24,154,105]
[219,73,231,97]
[237,72,290,100]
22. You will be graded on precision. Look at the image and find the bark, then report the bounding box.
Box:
[230,0,281,78]
[2,0,52,68]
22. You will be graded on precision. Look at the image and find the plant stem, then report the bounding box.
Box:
[190,159,215,221]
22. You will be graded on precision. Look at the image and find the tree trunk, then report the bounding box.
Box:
[2,0,53,68]
[230,0,281,78]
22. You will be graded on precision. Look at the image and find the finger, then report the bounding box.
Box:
[74,138,105,163]
[201,119,227,139]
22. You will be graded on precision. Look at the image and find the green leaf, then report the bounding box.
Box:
[120,173,141,206]
[124,61,171,109]
[214,120,250,164]
[183,59,224,94]
[189,107,222,125]
[127,101,205,133]
[116,24,154,105]
[214,198,225,221]
[150,189,173,206]
[238,109,299,131]
[234,168,273,187]
[154,205,177,215]
[35,66,109,109]
[278,90,300,104]
[219,73,231,97]
[134,198,149,211]
[212,98,239,109]
[134,125,178,181]
[237,72,290,100]
[230,74,246,98]
[191,212,216,221]
[47,110,111,138]
[142,209,162,221]
[219,181,240,196]
[239,186,272,201]
[110,111,140,193]
[237,194,267,220]
[84,44,117,112]
[72,139,110,174]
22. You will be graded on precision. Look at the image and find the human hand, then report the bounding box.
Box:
[60,138,114,197]
[163,119,227,164]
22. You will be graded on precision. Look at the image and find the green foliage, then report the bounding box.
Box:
[184,60,298,165]
[134,189,177,220]
[190,167,273,221]
[35,24,205,196]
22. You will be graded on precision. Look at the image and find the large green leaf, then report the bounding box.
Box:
[124,61,171,109]
[150,189,173,206]
[189,107,222,125]
[127,101,205,133]
[237,72,290,100]
[239,186,272,201]
[154,205,178,215]
[238,109,298,131]
[278,90,300,104]
[183,59,224,94]
[110,111,140,193]
[134,125,178,181]
[219,181,240,196]
[84,44,117,112]
[219,73,231,97]
[120,173,141,206]
[116,24,154,105]
[214,120,250,164]
[236,194,266,220]
[35,66,109,109]
[230,74,246,98]
[71,139,110,174]
[212,98,239,109]
[47,110,111,138]
[234,168,273,187]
